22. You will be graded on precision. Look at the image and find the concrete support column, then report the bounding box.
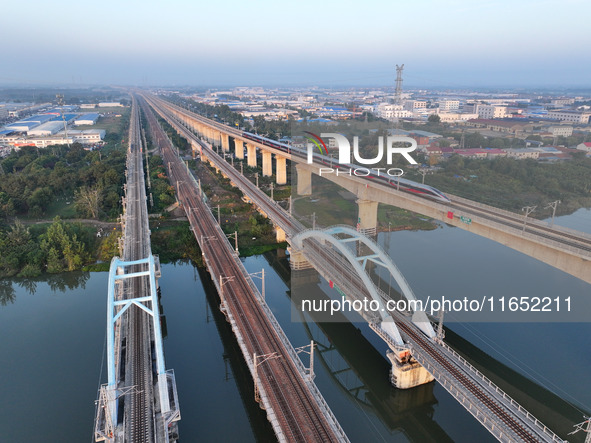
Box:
[276,155,287,185]
[275,226,286,243]
[247,143,257,167]
[234,139,244,159]
[288,247,313,270]
[262,151,273,177]
[191,140,202,157]
[356,199,379,236]
[221,133,230,152]
[296,164,312,195]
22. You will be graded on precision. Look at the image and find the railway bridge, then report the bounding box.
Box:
[142,92,567,442]
[146,93,591,285]
[94,98,180,442]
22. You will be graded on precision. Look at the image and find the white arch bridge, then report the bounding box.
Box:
[291,225,564,443]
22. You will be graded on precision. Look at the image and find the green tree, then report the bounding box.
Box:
[74,186,103,219]
[40,217,90,272]
[428,114,441,124]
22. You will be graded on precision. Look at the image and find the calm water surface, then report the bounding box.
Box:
[0,208,589,442]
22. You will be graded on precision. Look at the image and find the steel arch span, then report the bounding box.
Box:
[292,225,436,347]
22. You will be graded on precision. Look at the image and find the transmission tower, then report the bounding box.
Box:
[394,64,404,105]
[56,94,71,148]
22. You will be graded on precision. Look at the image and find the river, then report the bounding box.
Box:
[0,208,589,442]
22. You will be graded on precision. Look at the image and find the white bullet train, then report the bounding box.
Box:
[242,132,451,204]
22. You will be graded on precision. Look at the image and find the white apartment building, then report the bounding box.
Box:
[547,110,591,124]
[505,148,539,159]
[477,105,508,119]
[403,100,427,112]
[550,98,575,106]
[375,104,412,120]
[437,100,460,111]
[547,126,573,137]
[436,112,479,123]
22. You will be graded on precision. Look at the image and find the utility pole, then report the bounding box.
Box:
[255,172,259,188]
[217,205,221,224]
[545,200,561,226]
[270,182,274,200]
[312,212,316,230]
[419,169,427,184]
[437,309,445,342]
[261,268,265,300]
[522,205,537,232]
[240,162,243,175]
[295,341,316,381]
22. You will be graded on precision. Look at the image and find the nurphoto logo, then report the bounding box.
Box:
[303,131,418,178]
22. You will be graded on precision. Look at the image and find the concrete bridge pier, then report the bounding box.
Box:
[296,165,312,195]
[276,155,287,185]
[221,134,230,152]
[191,140,202,160]
[356,199,378,237]
[247,143,257,167]
[288,247,313,270]
[275,226,286,243]
[262,151,273,177]
[387,350,435,389]
[234,139,244,159]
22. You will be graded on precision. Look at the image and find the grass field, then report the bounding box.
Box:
[74,106,130,134]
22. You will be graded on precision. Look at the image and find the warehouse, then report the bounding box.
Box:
[6,114,56,131]
[28,121,66,136]
[74,113,100,125]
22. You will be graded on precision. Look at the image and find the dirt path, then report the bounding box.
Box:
[18,218,119,229]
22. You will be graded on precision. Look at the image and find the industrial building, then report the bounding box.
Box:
[28,121,66,136]
[546,110,591,124]
[6,114,56,131]
[74,113,100,125]
[66,129,106,143]
[0,129,105,148]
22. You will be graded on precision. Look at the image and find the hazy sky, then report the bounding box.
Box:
[2,0,590,88]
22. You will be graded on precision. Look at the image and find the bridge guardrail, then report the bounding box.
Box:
[450,193,591,243]
[438,341,564,442]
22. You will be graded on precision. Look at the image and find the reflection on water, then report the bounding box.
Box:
[0,271,90,305]
[1,202,589,443]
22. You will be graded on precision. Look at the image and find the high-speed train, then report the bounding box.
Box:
[242,132,451,204]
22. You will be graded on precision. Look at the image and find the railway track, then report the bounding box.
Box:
[123,99,155,442]
[139,96,342,442]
